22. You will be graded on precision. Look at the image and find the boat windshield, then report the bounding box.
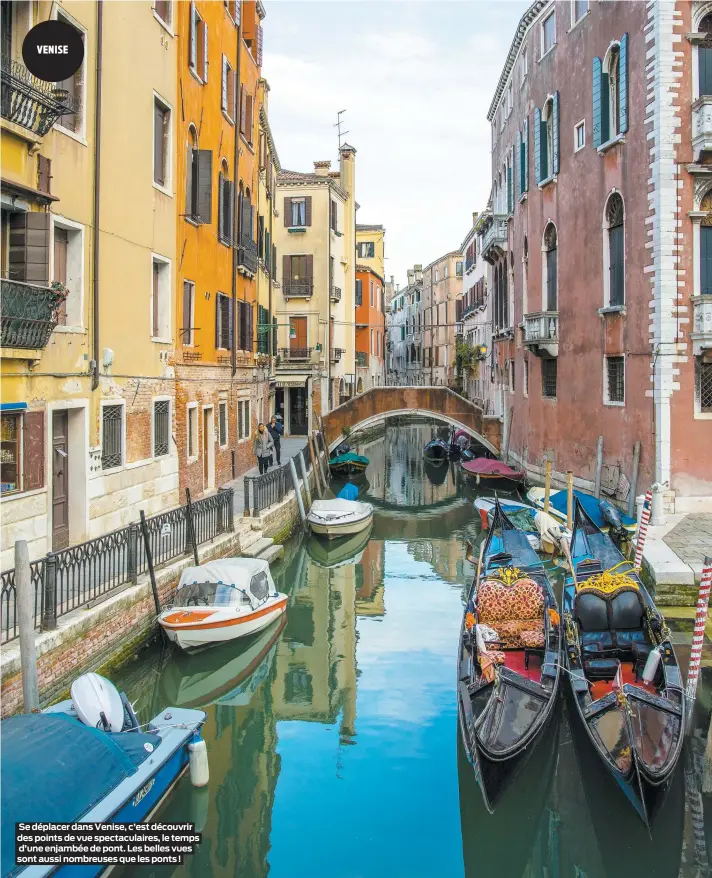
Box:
[588,707,632,774]
[629,698,682,776]
[172,581,244,608]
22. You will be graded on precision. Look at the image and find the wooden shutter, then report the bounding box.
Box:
[257,215,264,258]
[228,297,234,351]
[610,224,625,305]
[700,46,712,98]
[23,411,44,491]
[229,181,235,241]
[523,118,529,192]
[507,162,512,213]
[217,173,223,238]
[546,247,557,311]
[9,212,50,283]
[702,227,712,296]
[189,2,196,68]
[533,107,541,184]
[221,57,227,112]
[619,33,628,134]
[272,244,277,280]
[153,103,165,185]
[514,136,520,200]
[552,91,560,175]
[37,155,52,194]
[215,294,222,348]
[264,230,270,271]
[256,22,263,67]
[600,69,610,144]
[283,254,290,287]
[54,227,68,325]
[153,261,160,336]
[306,254,313,290]
[247,302,253,352]
[196,150,212,223]
[240,86,246,135]
[305,196,312,226]
[202,21,208,82]
[283,196,292,226]
[592,57,602,147]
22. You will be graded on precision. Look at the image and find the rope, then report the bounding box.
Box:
[576,560,640,596]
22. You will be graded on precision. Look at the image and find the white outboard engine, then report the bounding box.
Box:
[71,673,137,733]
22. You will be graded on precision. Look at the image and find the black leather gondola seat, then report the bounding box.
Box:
[575,592,614,656]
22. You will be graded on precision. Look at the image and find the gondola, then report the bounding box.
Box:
[457,499,562,810]
[328,452,369,477]
[562,498,685,828]
[423,438,449,462]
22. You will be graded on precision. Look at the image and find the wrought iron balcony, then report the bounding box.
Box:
[356,351,367,367]
[692,96,712,162]
[283,280,313,298]
[1,59,75,137]
[330,286,342,302]
[481,215,508,264]
[691,295,712,356]
[237,238,258,275]
[278,347,312,362]
[1,278,66,350]
[523,310,559,357]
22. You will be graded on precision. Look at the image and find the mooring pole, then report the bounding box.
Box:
[628,441,641,518]
[289,457,306,524]
[298,449,312,510]
[16,540,39,713]
[543,458,552,514]
[308,436,323,498]
[594,435,604,499]
[314,431,328,488]
[566,471,574,531]
[139,510,162,615]
[185,487,199,566]
[686,557,712,733]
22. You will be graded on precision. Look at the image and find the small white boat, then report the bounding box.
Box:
[307,498,374,540]
[158,558,287,651]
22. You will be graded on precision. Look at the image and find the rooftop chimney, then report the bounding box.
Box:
[407,269,415,285]
[414,264,423,283]
[314,160,331,177]
[472,211,479,225]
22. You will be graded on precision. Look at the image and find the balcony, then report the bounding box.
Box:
[237,238,258,276]
[523,310,559,357]
[330,286,342,303]
[1,279,66,351]
[691,295,712,356]
[331,347,344,363]
[278,347,313,367]
[356,351,367,367]
[1,59,75,137]
[692,96,712,162]
[283,280,313,299]
[481,215,508,265]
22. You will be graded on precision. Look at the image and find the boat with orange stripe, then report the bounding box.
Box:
[158,558,287,651]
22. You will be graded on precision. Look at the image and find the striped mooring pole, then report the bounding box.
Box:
[633,488,653,570]
[685,556,712,729]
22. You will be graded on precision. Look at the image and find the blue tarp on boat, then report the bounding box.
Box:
[337,483,359,501]
[1,712,159,878]
[546,489,636,528]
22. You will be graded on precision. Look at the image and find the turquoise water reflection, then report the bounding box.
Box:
[112,419,710,878]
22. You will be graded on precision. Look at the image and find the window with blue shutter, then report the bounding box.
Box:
[534,108,541,184]
[515,136,520,200]
[523,118,529,191]
[701,225,712,296]
[619,33,628,133]
[553,91,560,175]
[540,109,549,180]
[507,161,513,213]
[592,57,602,147]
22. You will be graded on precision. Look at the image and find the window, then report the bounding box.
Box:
[357,241,375,259]
[218,400,228,446]
[292,198,306,227]
[699,15,712,97]
[544,223,558,311]
[608,46,621,139]
[698,361,712,413]
[151,256,170,339]
[506,81,513,116]
[605,356,625,404]
[237,299,253,352]
[0,412,21,494]
[542,11,556,55]
[0,410,44,495]
[153,400,170,457]
[225,0,239,24]
[542,358,557,399]
[101,405,123,470]
[237,399,251,440]
[330,200,338,233]
[593,37,628,147]
[355,278,362,306]
[189,4,208,83]
[456,261,463,277]
[154,0,171,26]
[606,193,625,306]
[53,218,84,328]
[55,12,85,134]
[435,268,439,283]
[187,405,198,458]
[575,120,585,151]
[520,51,528,85]
[153,98,170,188]
[523,358,529,397]
[370,280,375,307]
[572,0,588,24]
[182,280,195,345]
[221,56,236,122]
[215,292,233,350]
[240,87,254,144]
[218,160,234,244]
[185,132,212,223]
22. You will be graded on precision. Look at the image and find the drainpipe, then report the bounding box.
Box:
[327,201,332,410]
[91,0,103,390]
[231,16,243,378]
[268,157,273,360]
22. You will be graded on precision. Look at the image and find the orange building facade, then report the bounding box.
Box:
[355,265,386,393]
[174,0,267,498]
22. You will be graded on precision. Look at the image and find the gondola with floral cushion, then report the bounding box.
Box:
[457,499,562,810]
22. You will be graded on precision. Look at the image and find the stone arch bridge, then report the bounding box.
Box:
[321,386,501,453]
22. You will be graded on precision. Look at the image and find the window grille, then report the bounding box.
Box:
[542,358,557,398]
[219,402,227,446]
[154,401,170,456]
[102,405,123,469]
[606,356,625,403]
[700,361,712,413]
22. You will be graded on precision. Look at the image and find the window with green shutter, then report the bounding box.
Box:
[699,17,712,96]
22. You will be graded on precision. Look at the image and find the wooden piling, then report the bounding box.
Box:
[298,449,312,510]
[289,457,306,524]
[628,441,641,518]
[594,436,604,499]
[140,510,162,615]
[543,459,552,514]
[308,437,323,498]
[566,471,574,530]
[16,540,39,713]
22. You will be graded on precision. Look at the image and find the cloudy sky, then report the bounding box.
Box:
[262,0,529,287]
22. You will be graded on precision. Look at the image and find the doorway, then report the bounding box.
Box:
[289,316,307,357]
[202,407,215,491]
[289,387,308,435]
[52,410,69,551]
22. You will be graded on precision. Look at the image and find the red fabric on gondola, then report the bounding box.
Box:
[461,458,525,480]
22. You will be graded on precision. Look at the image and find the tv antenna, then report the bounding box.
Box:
[334,109,349,149]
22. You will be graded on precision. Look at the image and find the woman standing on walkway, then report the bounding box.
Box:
[267,415,283,466]
[253,423,275,475]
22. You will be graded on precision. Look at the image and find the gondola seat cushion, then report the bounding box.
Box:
[584,658,620,681]
[477,578,545,649]
[609,591,645,630]
[492,620,546,649]
[580,631,615,656]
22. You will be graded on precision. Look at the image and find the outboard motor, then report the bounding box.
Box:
[599,499,627,548]
[71,673,139,733]
[461,448,475,462]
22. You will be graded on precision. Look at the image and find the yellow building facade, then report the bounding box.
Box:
[355,223,385,281]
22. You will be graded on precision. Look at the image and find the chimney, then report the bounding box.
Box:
[472,211,478,225]
[407,269,415,286]
[313,160,331,177]
[414,264,423,283]
[339,143,356,198]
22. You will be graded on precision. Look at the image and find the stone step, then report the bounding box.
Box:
[242,536,274,558]
[259,544,284,564]
[239,530,263,553]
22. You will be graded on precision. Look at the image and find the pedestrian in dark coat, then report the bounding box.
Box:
[267,416,283,466]
[253,424,275,475]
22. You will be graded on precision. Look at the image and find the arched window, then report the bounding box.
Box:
[605,193,625,306]
[700,15,712,97]
[218,159,234,244]
[542,98,554,180]
[544,223,558,311]
[240,186,253,244]
[186,125,199,220]
[700,191,712,295]
[607,45,621,139]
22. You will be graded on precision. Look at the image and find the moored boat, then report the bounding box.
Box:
[474,497,569,555]
[423,438,450,462]
[527,486,636,539]
[562,498,684,828]
[307,498,374,540]
[158,559,287,651]
[461,457,525,490]
[2,673,206,878]
[329,452,369,477]
[458,500,562,810]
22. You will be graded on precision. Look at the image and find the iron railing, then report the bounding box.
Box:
[283,280,313,298]
[243,443,318,516]
[0,488,234,644]
[279,347,312,361]
[331,347,344,362]
[1,279,66,349]
[330,286,342,302]
[238,238,258,275]
[1,58,75,136]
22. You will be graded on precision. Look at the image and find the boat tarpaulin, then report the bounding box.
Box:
[461,458,525,479]
[337,483,359,501]
[1,713,159,878]
[546,489,636,528]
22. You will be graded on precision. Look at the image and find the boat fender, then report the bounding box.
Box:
[189,735,209,788]
[642,646,662,685]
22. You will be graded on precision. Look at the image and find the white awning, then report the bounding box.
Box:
[275,374,310,388]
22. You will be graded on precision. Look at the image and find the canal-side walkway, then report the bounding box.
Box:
[221,436,308,516]
[643,511,712,605]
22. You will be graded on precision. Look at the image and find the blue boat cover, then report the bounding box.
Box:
[2,713,160,878]
[547,489,636,527]
[331,453,368,465]
[337,483,359,501]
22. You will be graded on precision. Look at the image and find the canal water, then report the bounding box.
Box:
[114,418,712,878]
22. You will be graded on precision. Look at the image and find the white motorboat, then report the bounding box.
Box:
[158,558,287,651]
[307,498,374,540]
